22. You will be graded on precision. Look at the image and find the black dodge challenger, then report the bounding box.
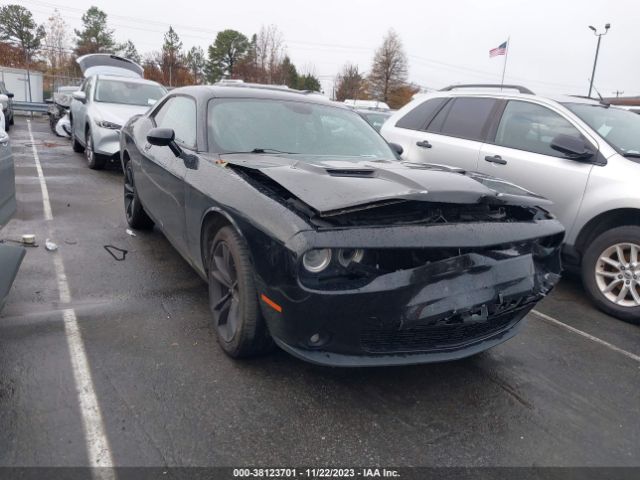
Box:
[119,84,564,367]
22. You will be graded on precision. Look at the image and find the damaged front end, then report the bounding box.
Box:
[249,194,563,367]
[224,158,563,366]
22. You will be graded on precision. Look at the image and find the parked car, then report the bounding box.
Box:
[356,109,393,132]
[120,84,564,366]
[48,85,78,136]
[382,84,640,323]
[70,54,167,169]
[0,81,14,132]
[0,116,25,311]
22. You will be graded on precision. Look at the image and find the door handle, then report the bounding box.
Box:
[484,155,507,165]
[416,140,432,149]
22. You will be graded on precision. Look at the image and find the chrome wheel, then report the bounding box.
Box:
[85,133,94,164]
[209,240,240,342]
[595,242,640,307]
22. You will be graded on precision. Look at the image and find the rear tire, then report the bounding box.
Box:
[71,123,84,153]
[582,226,640,324]
[207,226,274,358]
[85,128,105,170]
[123,162,154,230]
[8,114,13,126]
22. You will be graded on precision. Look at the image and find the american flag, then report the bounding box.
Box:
[490,41,508,58]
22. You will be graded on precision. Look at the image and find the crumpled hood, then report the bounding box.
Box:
[220,154,552,215]
[92,103,151,128]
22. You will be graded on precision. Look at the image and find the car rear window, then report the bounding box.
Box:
[395,97,447,131]
[428,97,497,141]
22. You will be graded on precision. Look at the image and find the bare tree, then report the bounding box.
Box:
[334,63,367,101]
[255,25,285,84]
[44,9,69,76]
[368,30,408,103]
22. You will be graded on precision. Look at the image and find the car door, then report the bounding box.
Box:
[406,96,498,172]
[140,95,197,255]
[478,100,594,232]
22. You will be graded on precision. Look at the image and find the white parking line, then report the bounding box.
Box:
[26,121,52,221]
[27,120,114,468]
[531,309,640,363]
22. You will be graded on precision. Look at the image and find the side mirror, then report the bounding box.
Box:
[388,142,404,156]
[6,93,13,99]
[147,127,182,157]
[72,91,86,103]
[550,134,594,160]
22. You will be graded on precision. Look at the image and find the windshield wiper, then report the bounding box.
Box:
[222,148,300,155]
[623,152,640,158]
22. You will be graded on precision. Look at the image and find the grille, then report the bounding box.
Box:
[360,309,522,354]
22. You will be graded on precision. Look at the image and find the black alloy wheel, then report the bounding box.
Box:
[207,226,273,357]
[123,162,154,229]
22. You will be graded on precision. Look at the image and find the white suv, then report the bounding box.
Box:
[382,84,640,323]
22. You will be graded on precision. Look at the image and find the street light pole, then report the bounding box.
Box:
[588,23,610,98]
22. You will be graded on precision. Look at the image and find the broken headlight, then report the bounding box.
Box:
[302,249,333,273]
[302,248,366,274]
[96,120,122,130]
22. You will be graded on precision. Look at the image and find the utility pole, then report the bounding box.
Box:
[614,90,624,98]
[588,23,610,98]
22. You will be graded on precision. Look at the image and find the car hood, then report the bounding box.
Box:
[219,154,552,215]
[92,103,151,127]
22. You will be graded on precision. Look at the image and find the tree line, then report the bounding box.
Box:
[0,4,417,108]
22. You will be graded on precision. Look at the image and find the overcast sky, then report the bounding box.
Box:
[16,0,640,97]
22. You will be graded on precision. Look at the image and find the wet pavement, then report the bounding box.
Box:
[0,118,639,467]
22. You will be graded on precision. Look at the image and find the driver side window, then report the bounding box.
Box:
[153,96,197,149]
[495,101,586,158]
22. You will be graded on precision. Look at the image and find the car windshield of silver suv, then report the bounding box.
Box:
[564,103,640,157]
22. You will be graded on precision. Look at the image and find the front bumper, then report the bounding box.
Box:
[258,250,560,367]
[92,125,121,157]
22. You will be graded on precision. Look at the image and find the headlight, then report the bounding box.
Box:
[302,249,332,273]
[337,248,364,267]
[96,120,122,130]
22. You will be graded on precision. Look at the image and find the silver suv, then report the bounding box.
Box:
[382,84,640,323]
[70,54,166,169]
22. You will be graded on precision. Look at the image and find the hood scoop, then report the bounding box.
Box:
[325,169,375,178]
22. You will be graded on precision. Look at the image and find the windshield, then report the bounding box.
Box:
[95,79,166,107]
[565,103,640,155]
[208,98,396,159]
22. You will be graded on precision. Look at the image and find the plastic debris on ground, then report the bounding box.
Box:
[44,239,58,252]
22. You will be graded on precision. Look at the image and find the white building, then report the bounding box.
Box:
[0,66,43,102]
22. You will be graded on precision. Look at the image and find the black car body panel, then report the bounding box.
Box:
[0,135,24,312]
[120,85,564,366]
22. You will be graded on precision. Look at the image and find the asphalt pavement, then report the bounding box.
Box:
[0,118,638,468]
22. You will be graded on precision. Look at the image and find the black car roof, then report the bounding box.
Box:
[168,84,341,107]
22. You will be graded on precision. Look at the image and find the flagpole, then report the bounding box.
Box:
[500,37,510,90]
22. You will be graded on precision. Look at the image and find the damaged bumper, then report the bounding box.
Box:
[92,125,120,158]
[257,221,563,367]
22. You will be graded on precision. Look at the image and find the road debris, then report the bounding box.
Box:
[104,245,128,261]
[44,239,58,252]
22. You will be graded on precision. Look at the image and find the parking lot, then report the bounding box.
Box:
[1,117,639,468]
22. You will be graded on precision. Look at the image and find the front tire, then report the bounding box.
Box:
[124,162,154,230]
[207,226,273,358]
[85,128,105,170]
[582,226,640,324]
[71,123,84,153]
